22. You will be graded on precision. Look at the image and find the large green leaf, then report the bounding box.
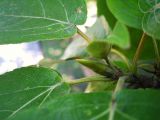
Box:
[9,92,111,120]
[107,0,160,40]
[0,67,70,120]
[107,0,143,29]
[141,0,160,39]
[114,90,160,120]
[0,0,87,44]
[9,90,160,120]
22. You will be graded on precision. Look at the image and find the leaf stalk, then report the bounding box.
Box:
[76,27,92,43]
[152,38,160,68]
[133,33,147,71]
[66,75,112,85]
[108,76,127,120]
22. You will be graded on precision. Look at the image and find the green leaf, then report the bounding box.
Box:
[114,90,160,120]
[107,0,143,29]
[141,0,160,39]
[107,0,160,39]
[0,67,70,120]
[107,21,130,49]
[87,41,111,59]
[0,0,87,44]
[9,90,160,120]
[9,92,111,120]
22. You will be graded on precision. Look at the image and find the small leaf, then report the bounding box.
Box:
[9,90,160,120]
[0,0,87,44]
[86,41,111,59]
[76,59,113,76]
[0,67,70,119]
[107,0,143,29]
[107,21,130,49]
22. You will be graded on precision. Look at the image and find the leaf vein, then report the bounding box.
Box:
[0,14,70,25]
[38,0,46,17]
